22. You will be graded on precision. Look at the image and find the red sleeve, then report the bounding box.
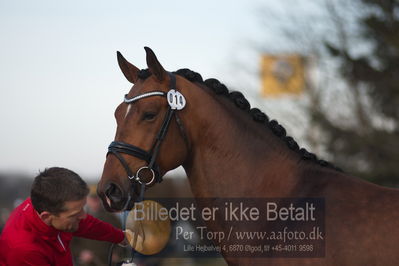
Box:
[6,248,51,266]
[73,214,124,243]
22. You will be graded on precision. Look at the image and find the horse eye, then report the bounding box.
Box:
[142,112,157,121]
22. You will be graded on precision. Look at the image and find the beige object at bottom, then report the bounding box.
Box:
[125,200,171,255]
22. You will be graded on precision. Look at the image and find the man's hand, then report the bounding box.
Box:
[79,250,94,263]
[121,229,144,251]
[118,230,130,247]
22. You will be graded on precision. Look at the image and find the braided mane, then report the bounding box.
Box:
[138,68,341,172]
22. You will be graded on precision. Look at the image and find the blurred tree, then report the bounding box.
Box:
[252,0,399,186]
[307,0,399,185]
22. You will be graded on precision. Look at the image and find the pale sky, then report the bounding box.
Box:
[0,0,317,179]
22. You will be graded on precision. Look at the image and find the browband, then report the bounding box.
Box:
[124,91,166,103]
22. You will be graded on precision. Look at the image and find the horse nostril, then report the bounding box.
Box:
[105,183,123,203]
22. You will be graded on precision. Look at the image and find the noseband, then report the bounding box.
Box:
[107,73,187,199]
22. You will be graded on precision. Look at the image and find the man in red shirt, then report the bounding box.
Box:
[0,167,127,265]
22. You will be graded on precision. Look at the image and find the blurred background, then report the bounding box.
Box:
[1,0,398,265]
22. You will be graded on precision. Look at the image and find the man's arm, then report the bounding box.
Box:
[73,214,125,243]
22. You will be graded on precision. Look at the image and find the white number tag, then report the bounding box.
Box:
[167,90,186,110]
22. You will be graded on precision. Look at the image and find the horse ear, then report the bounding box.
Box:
[117,51,139,84]
[144,47,167,82]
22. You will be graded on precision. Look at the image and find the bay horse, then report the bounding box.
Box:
[97,47,399,265]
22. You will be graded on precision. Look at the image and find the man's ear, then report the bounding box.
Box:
[38,211,53,225]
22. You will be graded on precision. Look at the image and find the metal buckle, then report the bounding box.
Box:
[129,166,155,186]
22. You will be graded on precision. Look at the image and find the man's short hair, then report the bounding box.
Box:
[31,167,89,214]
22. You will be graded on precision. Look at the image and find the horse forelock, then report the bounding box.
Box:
[137,67,341,172]
[137,69,152,80]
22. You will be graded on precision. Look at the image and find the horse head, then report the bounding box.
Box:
[97,47,189,212]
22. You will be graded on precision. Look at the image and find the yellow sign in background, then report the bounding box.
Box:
[260,54,305,97]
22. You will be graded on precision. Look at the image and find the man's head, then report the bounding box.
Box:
[31,167,89,232]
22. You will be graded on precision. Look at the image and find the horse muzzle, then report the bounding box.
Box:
[98,182,136,212]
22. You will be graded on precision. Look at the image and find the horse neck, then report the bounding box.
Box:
[179,83,302,198]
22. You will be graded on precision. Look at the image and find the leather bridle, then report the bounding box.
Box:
[106,73,187,204]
